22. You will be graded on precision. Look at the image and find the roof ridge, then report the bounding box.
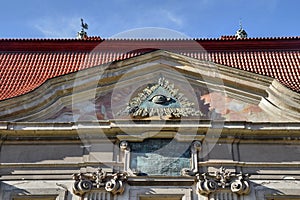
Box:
[103,36,300,41]
[0,36,299,41]
[0,36,102,41]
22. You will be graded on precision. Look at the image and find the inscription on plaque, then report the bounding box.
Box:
[130,139,191,176]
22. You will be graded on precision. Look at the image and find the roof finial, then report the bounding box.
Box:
[239,18,243,29]
[235,19,248,39]
[77,18,88,39]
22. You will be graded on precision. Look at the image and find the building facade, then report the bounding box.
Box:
[0,36,300,200]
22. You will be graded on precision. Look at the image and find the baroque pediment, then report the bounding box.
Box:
[0,50,299,122]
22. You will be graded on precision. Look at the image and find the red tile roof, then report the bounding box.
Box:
[0,37,299,100]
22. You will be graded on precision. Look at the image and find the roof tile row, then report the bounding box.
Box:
[0,38,299,100]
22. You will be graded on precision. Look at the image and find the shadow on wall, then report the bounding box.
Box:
[253,182,292,199]
[0,140,87,179]
[129,187,191,200]
[0,182,31,199]
[0,181,70,200]
[0,142,85,163]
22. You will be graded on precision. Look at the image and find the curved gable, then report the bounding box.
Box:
[0,50,299,122]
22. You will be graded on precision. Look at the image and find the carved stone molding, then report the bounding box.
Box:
[72,168,127,197]
[196,167,250,196]
[120,140,134,176]
[121,140,196,176]
[181,141,202,176]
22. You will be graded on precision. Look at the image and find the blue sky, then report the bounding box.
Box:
[0,0,299,39]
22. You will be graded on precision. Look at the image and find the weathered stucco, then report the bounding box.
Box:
[0,50,300,199]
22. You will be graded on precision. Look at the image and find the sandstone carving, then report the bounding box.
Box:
[181,141,202,176]
[197,167,250,195]
[121,77,203,118]
[72,168,127,197]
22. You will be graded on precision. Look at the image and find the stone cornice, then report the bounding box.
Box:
[1,121,300,141]
[2,120,300,130]
[259,79,300,120]
[196,167,250,195]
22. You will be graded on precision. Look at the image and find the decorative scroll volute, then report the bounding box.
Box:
[72,168,127,197]
[105,173,127,194]
[197,174,218,195]
[181,141,202,176]
[230,174,251,195]
[196,167,250,196]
